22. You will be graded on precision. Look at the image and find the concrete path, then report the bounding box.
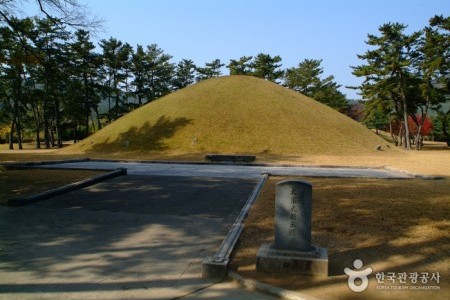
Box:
[0,175,276,300]
[40,160,412,179]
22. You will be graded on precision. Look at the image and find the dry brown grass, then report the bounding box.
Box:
[231,176,450,299]
[0,168,104,204]
[1,140,448,299]
[2,141,449,177]
[59,76,393,156]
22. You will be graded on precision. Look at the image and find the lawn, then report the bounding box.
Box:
[231,176,450,299]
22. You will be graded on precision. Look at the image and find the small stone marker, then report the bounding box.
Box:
[256,179,328,276]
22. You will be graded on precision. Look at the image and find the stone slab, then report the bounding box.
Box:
[205,154,256,163]
[37,161,414,179]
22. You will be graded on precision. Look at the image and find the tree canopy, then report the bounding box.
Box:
[2,9,447,151]
[353,16,449,149]
[284,59,347,111]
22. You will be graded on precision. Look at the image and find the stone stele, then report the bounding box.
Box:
[256,180,328,276]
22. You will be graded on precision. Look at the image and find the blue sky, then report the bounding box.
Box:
[24,0,450,100]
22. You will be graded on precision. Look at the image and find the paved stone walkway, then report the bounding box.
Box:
[41,161,412,179]
[0,175,276,299]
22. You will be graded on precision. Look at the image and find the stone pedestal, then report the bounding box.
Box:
[202,257,228,279]
[256,180,328,276]
[256,243,328,276]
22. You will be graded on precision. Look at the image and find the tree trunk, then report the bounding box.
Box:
[399,72,411,150]
[414,132,422,150]
[13,70,23,150]
[31,101,41,149]
[15,113,23,150]
[43,88,51,149]
[13,102,23,150]
[414,96,430,151]
[73,122,78,143]
[85,116,90,137]
[389,121,398,146]
[49,125,55,147]
[107,92,112,123]
[54,98,63,148]
[90,114,96,133]
[9,121,15,150]
[44,119,51,149]
[402,103,411,150]
[84,71,90,138]
[398,122,404,147]
[442,117,450,146]
[94,106,102,130]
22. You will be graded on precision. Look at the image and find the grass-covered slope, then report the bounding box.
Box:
[66,75,393,156]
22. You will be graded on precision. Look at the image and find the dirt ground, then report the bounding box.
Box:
[1,142,449,177]
[230,176,450,300]
[1,142,449,299]
[0,168,104,204]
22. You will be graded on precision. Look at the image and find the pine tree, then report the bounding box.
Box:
[143,44,174,102]
[284,59,347,110]
[33,17,70,148]
[352,23,421,150]
[173,59,196,90]
[251,53,283,82]
[67,29,102,140]
[227,56,253,75]
[413,15,449,149]
[196,59,224,81]
[130,45,147,106]
[99,37,132,121]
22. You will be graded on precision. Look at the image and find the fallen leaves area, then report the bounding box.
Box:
[230,176,450,300]
[0,168,105,204]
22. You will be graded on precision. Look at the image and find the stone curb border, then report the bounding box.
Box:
[6,168,127,207]
[80,159,447,179]
[2,157,442,179]
[383,166,445,180]
[88,159,444,179]
[202,173,269,278]
[88,158,386,170]
[1,158,90,167]
[228,270,321,300]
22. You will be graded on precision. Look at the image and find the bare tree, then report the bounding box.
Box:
[0,0,101,30]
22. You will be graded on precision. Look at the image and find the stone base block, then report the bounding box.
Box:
[256,243,328,277]
[202,256,229,279]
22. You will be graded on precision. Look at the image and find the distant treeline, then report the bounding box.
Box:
[0,14,449,150]
[0,16,349,149]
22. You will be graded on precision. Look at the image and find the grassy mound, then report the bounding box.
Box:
[66,75,394,156]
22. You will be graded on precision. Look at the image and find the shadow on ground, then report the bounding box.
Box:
[0,175,258,299]
[231,177,449,299]
[86,115,192,153]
